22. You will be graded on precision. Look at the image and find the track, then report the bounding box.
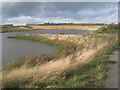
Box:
[106,48,119,88]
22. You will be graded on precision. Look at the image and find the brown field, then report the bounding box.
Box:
[31,25,103,30]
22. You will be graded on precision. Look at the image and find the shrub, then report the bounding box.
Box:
[59,33,64,35]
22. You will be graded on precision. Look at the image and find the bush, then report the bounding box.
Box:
[59,33,64,35]
[95,24,118,34]
[107,24,118,29]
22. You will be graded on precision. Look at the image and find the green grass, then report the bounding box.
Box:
[59,33,65,35]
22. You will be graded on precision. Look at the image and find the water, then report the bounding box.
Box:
[2,29,88,66]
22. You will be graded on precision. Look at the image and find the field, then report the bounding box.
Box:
[1,24,104,33]
[31,25,103,30]
[1,24,119,88]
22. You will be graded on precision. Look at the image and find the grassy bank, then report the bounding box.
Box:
[4,34,77,71]
[29,42,118,88]
[2,24,119,88]
[46,40,118,88]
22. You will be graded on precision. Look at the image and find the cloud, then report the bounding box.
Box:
[2,2,118,24]
[2,2,42,18]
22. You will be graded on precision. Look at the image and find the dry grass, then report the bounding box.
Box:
[31,25,102,30]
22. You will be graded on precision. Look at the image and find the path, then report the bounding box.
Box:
[106,48,119,88]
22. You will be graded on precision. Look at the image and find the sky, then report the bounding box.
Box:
[2,2,118,24]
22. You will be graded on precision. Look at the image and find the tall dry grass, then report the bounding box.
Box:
[2,31,118,88]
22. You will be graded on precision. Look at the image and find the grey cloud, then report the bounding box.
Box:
[2,2,42,18]
[2,2,118,24]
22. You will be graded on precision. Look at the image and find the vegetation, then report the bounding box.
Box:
[2,24,119,88]
[59,33,65,35]
[95,24,118,34]
[42,40,118,88]
[29,24,118,88]
[30,44,117,88]
[39,23,105,26]
[2,26,33,33]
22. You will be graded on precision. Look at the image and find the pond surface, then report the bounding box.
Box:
[2,29,88,66]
